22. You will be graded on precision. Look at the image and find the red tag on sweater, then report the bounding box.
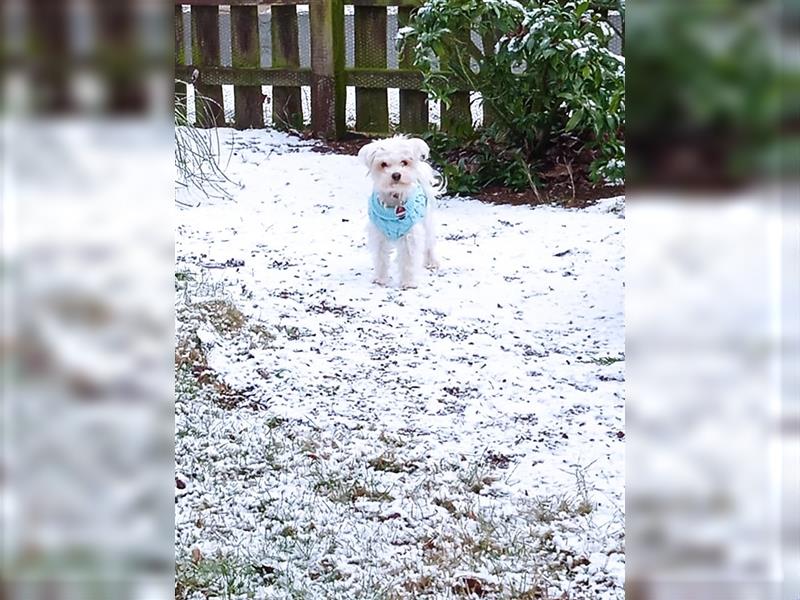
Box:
[395,205,406,219]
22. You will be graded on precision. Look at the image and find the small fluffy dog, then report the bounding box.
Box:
[358,136,442,288]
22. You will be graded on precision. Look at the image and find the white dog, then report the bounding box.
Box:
[358,136,442,288]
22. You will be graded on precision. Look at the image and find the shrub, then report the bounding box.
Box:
[174,82,236,201]
[625,2,780,186]
[400,0,625,191]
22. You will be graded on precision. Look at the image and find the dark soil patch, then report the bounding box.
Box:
[302,131,370,156]
[308,300,359,318]
[628,131,754,192]
[442,134,624,207]
[476,183,623,209]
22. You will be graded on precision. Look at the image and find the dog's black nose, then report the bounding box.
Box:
[391,172,401,181]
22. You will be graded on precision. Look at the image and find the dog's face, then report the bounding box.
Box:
[358,136,430,195]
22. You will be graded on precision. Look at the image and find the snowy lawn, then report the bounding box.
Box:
[175,129,625,599]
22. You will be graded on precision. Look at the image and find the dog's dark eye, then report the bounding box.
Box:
[380,162,388,168]
[401,160,408,167]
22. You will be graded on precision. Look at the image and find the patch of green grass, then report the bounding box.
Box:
[458,459,497,494]
[265,415,286,429]
[528,466,596,525]
[576,498,594,516]
[195,299,247,335]
[175,555,266,599]
[531,495,577,524]
[433,497,458,515]
[312,470,394,504]
[175,364,201,399]
[278,525,297,539]
[570,462,596,516]
[248,323,276,348]
[368,453,417,474]
[377,431,407,448]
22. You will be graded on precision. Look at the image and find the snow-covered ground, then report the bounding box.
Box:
[175,129,625,599]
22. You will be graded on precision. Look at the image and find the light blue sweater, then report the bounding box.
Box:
[368,186,427,241]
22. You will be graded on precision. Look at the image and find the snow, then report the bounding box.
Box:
[396,26,414,40]
[571,47,592,59]
[175,128,624,598]
[489,0,526,12]
[625,197,791,592]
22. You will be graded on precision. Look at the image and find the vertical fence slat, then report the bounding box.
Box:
[94,0,147,113]
[271,5,302,129]
[398,7,427,134]
[310,0,345,138]
[191,5,225,127]
[232,5,264,129]
[28,0,73,112]
[175,5,187,119]
[354,6,388,133]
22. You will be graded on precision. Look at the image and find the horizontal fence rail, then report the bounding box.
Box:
[174,0,471,137]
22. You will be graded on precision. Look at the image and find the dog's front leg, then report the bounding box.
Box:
[368,223,391,285]
[399,224,425,289]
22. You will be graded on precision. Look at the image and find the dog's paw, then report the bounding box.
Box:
[400,281,418,290]
[425,259,440,270]
[372,277,390,286]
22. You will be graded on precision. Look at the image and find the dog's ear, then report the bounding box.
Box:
[409,138,430,161]
[358,141,380,170]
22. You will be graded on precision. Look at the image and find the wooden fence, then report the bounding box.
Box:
[174,0,472,138]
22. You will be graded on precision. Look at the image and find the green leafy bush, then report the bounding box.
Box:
[400,0,625,192]
[626,2,781,186]
[423,129,542,194]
